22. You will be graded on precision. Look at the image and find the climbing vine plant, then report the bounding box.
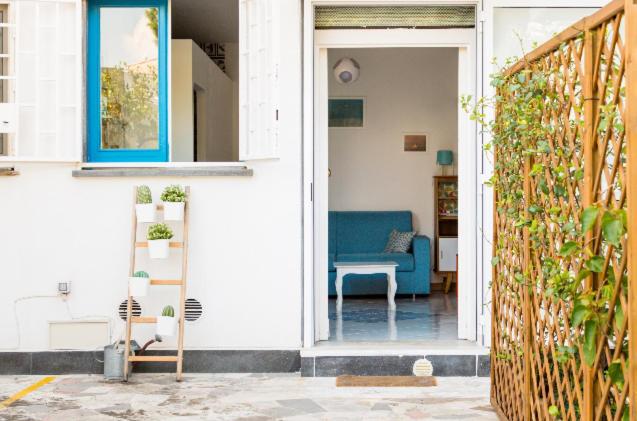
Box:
[464,13,629,420]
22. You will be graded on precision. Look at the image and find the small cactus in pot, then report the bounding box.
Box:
[135,185,155,223]
[129,270,151,297]
[156,305,177,336]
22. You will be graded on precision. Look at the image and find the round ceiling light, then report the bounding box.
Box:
[333,58,360,84]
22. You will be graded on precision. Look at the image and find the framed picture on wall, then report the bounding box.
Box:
[403,133,427,152]
[328,97,365,128]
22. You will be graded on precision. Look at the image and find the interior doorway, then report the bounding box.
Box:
[325,47,459,343]
[304,19,479,347]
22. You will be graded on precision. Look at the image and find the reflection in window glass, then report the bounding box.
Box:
[493,8,597,64]
[100,7,158,150]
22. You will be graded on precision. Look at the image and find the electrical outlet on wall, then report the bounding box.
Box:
[58,281,71,295]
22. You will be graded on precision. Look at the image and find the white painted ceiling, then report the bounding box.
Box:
[172,0,238,43]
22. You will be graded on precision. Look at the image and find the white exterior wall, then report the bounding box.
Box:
[0,0,611,352]
[0,0,302,351]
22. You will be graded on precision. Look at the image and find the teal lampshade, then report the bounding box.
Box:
[436,150,454,166]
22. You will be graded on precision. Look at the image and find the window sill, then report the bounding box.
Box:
[72,166,253,178]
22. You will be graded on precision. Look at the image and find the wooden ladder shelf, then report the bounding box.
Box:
[123,186,190,382]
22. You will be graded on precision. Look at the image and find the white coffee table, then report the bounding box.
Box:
[334,261,398,312]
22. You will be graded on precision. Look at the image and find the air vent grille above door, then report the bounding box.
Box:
[314,6,475,29]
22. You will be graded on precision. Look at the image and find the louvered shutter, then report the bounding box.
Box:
[3,0,82,161]
[239,0,279,160]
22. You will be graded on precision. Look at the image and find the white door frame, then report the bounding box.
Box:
[302,1,480,347]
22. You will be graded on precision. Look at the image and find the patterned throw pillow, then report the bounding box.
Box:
[384,229,416,253]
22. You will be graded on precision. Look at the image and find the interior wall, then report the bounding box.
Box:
[328,48,458,240]
[171,40,234,162]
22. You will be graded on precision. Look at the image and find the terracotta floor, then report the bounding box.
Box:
[0,373,498,420]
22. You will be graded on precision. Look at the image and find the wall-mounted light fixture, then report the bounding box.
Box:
[333,58,360,84]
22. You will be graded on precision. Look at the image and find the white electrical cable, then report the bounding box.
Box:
[2,294,115,351]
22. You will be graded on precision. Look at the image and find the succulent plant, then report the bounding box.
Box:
[161,305,175,317]
[160,185,186,203]
[136,185,152,204]
[133,271,149,278]
[147,223,173,240]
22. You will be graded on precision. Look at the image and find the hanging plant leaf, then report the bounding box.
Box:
[571,304,590,328]
[581,206,599,233]
[607,361,624,389]
[583,319,598,367]
[585,256,604,273]
[548,405,560,417]
[601,211,625,247]
[559,241,578,256]
[615,304,625,330]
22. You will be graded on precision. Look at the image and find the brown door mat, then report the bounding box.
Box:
[336,376,437,387]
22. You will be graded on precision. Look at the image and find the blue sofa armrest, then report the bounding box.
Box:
[412,235,431,292]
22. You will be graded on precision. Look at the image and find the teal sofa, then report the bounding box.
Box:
[328,211,431,296]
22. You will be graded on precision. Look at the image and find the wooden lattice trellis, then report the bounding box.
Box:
[491,0,637,420]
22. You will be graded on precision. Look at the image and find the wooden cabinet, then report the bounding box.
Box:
[434,176,458,273]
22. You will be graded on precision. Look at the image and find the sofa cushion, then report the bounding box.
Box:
[334,211,413,254]
[383,229,416,253]
[335,253,415,272]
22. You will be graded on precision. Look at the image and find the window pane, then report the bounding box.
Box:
[100,7,159,150]
[493,8,597,62]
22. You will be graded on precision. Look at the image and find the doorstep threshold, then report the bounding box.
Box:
[301,340,489,357]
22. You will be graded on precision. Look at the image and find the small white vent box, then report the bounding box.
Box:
[48,319,110,350]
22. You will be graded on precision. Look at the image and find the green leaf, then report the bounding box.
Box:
[571,304,590,328]
[548,405,560,417]
[585,256,604,273]
[581,206,599,233]
[615,304,625,330]
[559,241,579,256]
[576,269,591,282]
[602,211,625,247]
[608,361,624,389]
[583,319,598,367]
[491,256,500,267]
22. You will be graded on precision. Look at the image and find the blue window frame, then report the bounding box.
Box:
[87,0,168,162]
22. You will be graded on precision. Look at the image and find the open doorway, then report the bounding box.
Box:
[325,47,459,343]
[306,19,478,347]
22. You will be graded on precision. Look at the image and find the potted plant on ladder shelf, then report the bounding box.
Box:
[156,305,177,336]
[147,223,173,259]
[135,185,155,223]
[129,270,150,297]
[160,185,186,221]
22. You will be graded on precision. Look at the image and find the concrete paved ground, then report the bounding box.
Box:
[0,373,497,420]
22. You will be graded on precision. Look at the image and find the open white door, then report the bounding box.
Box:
[313,47,329,341]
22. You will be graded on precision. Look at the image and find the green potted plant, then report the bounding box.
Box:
[156,305,176,336]
[129,270,150,297]
[135,185,155,223]
[160,185,186,221]
[147,223,173,259]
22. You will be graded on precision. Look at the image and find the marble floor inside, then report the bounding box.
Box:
[328,292,458,342]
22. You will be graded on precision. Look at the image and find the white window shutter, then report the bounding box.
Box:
[239,0,279,160]
[5,0,82,161]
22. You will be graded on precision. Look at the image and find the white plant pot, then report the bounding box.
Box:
[128,276,150,297]
[156,316,177,336]
[163,202,184,221]
[135,203,155,223]
[148,239,170,259]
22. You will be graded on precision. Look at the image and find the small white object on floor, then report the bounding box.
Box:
[413,358,433,377]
